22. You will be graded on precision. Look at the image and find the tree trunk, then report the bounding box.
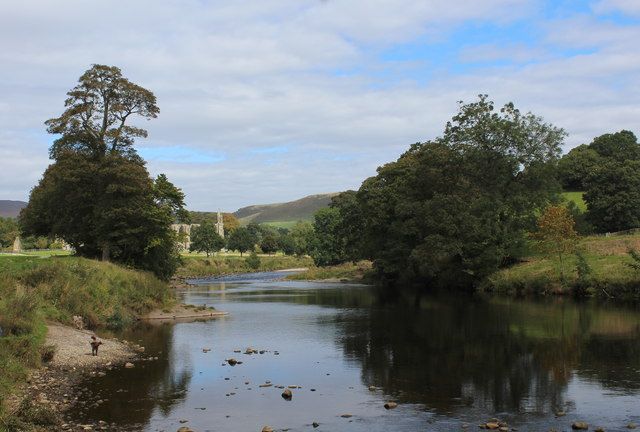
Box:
[101,243,110,262]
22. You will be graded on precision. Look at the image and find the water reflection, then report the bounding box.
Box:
[71,277,640,431]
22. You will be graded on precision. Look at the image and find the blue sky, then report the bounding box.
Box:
[2,0,640,210]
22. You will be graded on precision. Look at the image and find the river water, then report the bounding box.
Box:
[70,272,640,431]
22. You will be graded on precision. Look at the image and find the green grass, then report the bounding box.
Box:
[286,261,373,282]
[262,220,304,229]
[0,250,72,258]
[484,233,640,299]
[176,254,313,278]
[562,191,587,212]
[0,256,172,422]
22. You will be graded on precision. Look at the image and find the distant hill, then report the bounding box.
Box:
[234,193,338,225]
[0,200,27,218]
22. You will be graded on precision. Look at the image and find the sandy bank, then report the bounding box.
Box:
[142,303,227,321]
[46,323,137,369]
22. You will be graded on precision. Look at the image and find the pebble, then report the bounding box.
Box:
[384,401,398,409]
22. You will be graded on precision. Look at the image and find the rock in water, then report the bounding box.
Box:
[262,427,273,432]
[177,428,194,432]
[383,402,398,410]
[628,424,638,430]
[312,422,319,428]
[282,388,292,400]
[124,362,134,368]
[227,358,238,366]
[572,422,589,430]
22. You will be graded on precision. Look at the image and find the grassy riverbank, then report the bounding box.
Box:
[175,254,313,278]
[285,260,373,282]
[0,256,172,424]
[484,233,640,299]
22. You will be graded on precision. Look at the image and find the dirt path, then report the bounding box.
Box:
[46,323,137,368]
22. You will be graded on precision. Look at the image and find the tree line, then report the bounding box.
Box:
[305,96,640,289]
[18,64,640,289]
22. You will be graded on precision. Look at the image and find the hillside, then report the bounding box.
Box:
[234,193,338,224]
[0,200,26,218]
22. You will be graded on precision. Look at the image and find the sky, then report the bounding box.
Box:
[1,0,640,211]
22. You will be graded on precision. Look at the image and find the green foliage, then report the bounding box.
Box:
[290,221,314,256]
[327,96,564,287]
[589,130,640,161]
[574,250,593,296]
[628,249,640,272]
[245,251,261,270]
[584,159,640,233]
[557,145,601,191]
[310,207,347,266]
[277,233,296,255]
[19,65,185,280]
[260,232,279,255]
[190,221,225,257]
[45,64,159,160]
[0,217,18,248]
[177,254,312,277]
[558,130,640,234]
[533,205,578,281]
[286,260,373,282]
[226,227,257,256]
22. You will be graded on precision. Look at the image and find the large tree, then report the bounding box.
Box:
[190,221,225,257]
[45,64,159,160]
[584,159,640,232]
[20,65,185,279]
[345,96,564,287]
[226,227,256,256]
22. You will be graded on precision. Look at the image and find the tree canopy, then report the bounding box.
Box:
[226,227,256,256]
[557,130,640,233]
[310,95,564,288]
[20,65,184,279]
[46,64,159,160]
[190,221,225,257]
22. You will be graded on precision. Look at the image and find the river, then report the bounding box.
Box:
[69,272,640,431]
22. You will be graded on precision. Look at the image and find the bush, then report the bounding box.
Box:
[246,251,261,270]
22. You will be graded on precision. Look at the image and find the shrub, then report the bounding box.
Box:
[246,251,261,270]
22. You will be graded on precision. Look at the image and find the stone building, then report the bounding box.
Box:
[171,211,224,251]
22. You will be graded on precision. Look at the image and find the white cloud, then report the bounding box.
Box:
[594,0,640,15]
[1,0,640,210]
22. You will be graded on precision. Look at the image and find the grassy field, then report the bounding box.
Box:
[262,220,303,229]
[176,254,313,278]
[484,233,640,298]
[0,250,72,258]
[0,256,172,422]
[562,191,587,212]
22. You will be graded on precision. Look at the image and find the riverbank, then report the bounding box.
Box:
[142,303,227,321]
[285,260,373,283]
[2,322,151,431]
[483,233,640,299]
[175,254,313,279]
[0,256,173,430]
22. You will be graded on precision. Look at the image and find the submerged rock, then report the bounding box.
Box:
[282,388,292,400]
[572,422,589,430]
[383,402,397,410]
